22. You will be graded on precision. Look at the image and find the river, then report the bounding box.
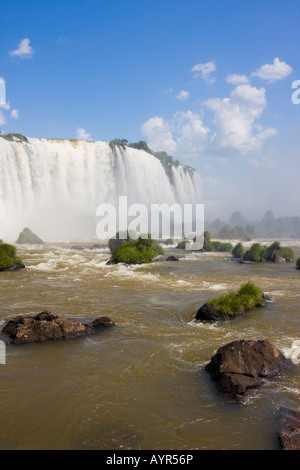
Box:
[0,240,299,450]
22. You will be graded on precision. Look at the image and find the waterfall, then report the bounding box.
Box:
[0,137,202,241]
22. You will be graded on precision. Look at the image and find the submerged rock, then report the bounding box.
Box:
[2,311,115,344]
[278,407,300,450]
[205,339,288,398]
[16,227,44,245]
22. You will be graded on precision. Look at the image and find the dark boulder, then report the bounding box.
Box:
[106,257,118,265]
[0,262,25,272]
[2,311,115,344]
[205,339,288,397]
[196,303,228,321]
[166,255,179,261]
[278,407,300,450]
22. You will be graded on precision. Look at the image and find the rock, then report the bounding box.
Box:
[166,255,179,261]
[2,311,115,344]
[106,257,118,265]
[205,339,288,397]
[278,407,300,450]
[195,303,228,321]
[16,227,44,245]
[0,262,25,272]
[71,245,85,250]
[275,255,286,263]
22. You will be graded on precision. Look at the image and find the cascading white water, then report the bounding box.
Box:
[0,137,202,241]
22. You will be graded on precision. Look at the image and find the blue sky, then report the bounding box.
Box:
[0,0,299,219]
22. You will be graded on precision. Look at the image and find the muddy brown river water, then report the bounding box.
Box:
[0,240,299,450]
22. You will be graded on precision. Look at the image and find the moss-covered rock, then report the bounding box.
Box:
[242,241,294,263]
[16,227,44,245]
[108,230,133,254]
[195,282,267,321]
[108,235,164,265]
[0,243,25,271]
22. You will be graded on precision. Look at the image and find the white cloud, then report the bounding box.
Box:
[76,127,92,141]
[11,109,19,120]
[0,77,6,105]
[173,111,209,159]
[0,111,6,127]
[249,156,273,169]
[205,84,277,155]
[141,111,209,160]
[9,38,35,59]
[141,117,176,154]
[251,57,293,82]
[191,60,216,84]
[226,74,249,85]
[175,90,190,101]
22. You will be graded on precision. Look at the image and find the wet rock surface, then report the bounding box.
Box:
[2,311,115,344]
[205,339,288,397]
[278,407,300,450]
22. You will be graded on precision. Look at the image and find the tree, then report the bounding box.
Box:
[128,141,153,153]
[109,138,128,151]
[232,242,245,259]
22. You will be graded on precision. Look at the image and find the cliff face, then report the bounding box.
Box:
[0,137,202,240]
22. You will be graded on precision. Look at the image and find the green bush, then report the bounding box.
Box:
[0,133,28,143]
[208,282,265,317]
[0,243,23,270]
[279,246,294,262]
[164,238,174,245]
[232,242,245,258]
[175,240,188,249]
[109,138,128,151]
[202,231,233,252]
[243,241,294,262]
[111,235,164,264]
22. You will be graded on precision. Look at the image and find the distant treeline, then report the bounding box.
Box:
[206,210,300,240]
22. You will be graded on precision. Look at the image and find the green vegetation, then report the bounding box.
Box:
[110,234,164,265]
[109,138,128,151]
[108,138,195,176]
[128,140,151,152]
[175,231,233,252]
[243,241,295,263]
[203,231,233,252]
[215,224,253,241]
[279,246,295,262]
[247,243,265,262]
[208,282,266,317]
[296,258,300,270]
[232,242,245,259]
[0,242,23,270]
[0,133,28,143]
[206,210,300,240]
[175,240,189,249]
